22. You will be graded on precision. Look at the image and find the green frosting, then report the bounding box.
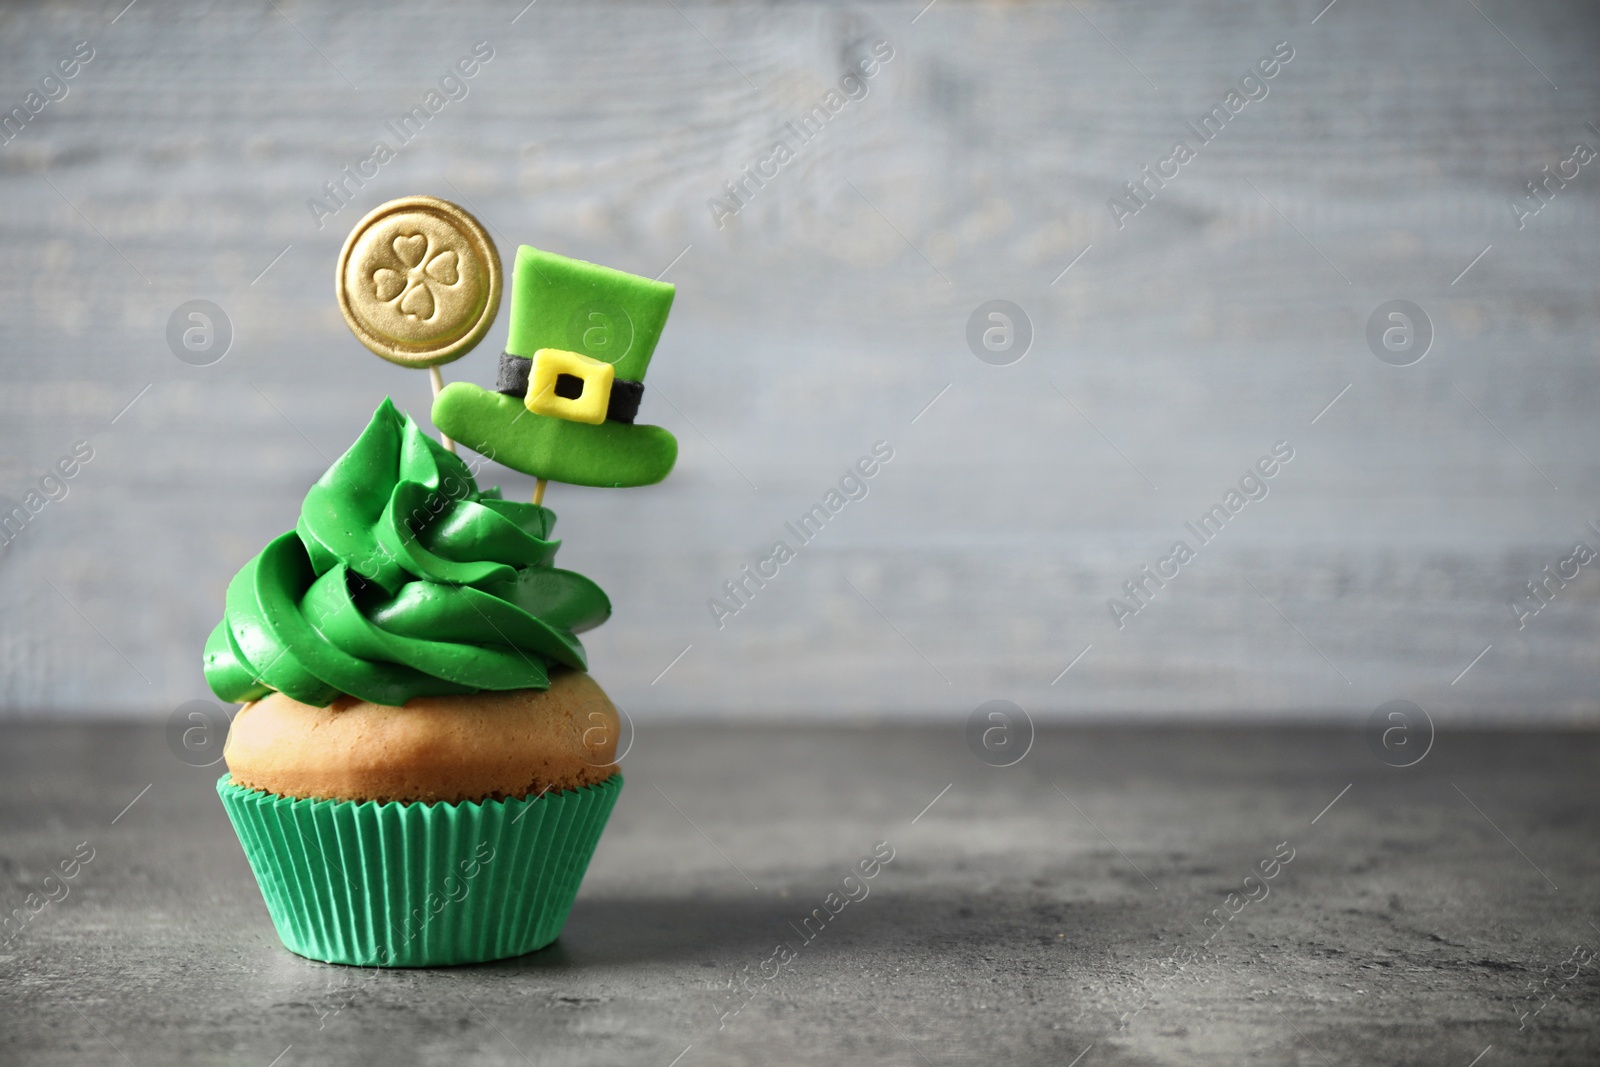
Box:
[204,399,610,707]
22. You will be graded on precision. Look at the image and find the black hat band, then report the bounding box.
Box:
[495,352,643,425]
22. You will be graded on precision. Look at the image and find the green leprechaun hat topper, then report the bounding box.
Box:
[433,245,679,489]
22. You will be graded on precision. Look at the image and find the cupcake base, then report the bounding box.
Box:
[217,773,621,967]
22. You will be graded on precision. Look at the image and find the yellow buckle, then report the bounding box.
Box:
[524,348,614,425]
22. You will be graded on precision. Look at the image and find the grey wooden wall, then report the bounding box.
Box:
[2,0,1597,722]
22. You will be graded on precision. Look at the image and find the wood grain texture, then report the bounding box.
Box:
[0,0,1597,719]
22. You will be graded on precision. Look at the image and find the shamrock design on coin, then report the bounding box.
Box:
[371,232,461,323]
[336,196,501,368]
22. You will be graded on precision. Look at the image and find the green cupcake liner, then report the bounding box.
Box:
[216,773,621,967]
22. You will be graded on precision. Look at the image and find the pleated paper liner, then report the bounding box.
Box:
[217,773,622,967]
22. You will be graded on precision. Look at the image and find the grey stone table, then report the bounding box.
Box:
[2,722,1597,1066]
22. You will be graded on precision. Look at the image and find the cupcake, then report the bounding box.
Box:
[208,399,624,966]
[211,200,681,967]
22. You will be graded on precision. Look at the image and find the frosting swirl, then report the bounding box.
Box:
[204,399,610,707]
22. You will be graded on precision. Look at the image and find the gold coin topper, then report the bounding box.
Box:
[336,196,502,368]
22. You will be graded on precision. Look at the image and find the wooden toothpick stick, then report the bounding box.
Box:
[532,479,547,506]
[428,366,457,454]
